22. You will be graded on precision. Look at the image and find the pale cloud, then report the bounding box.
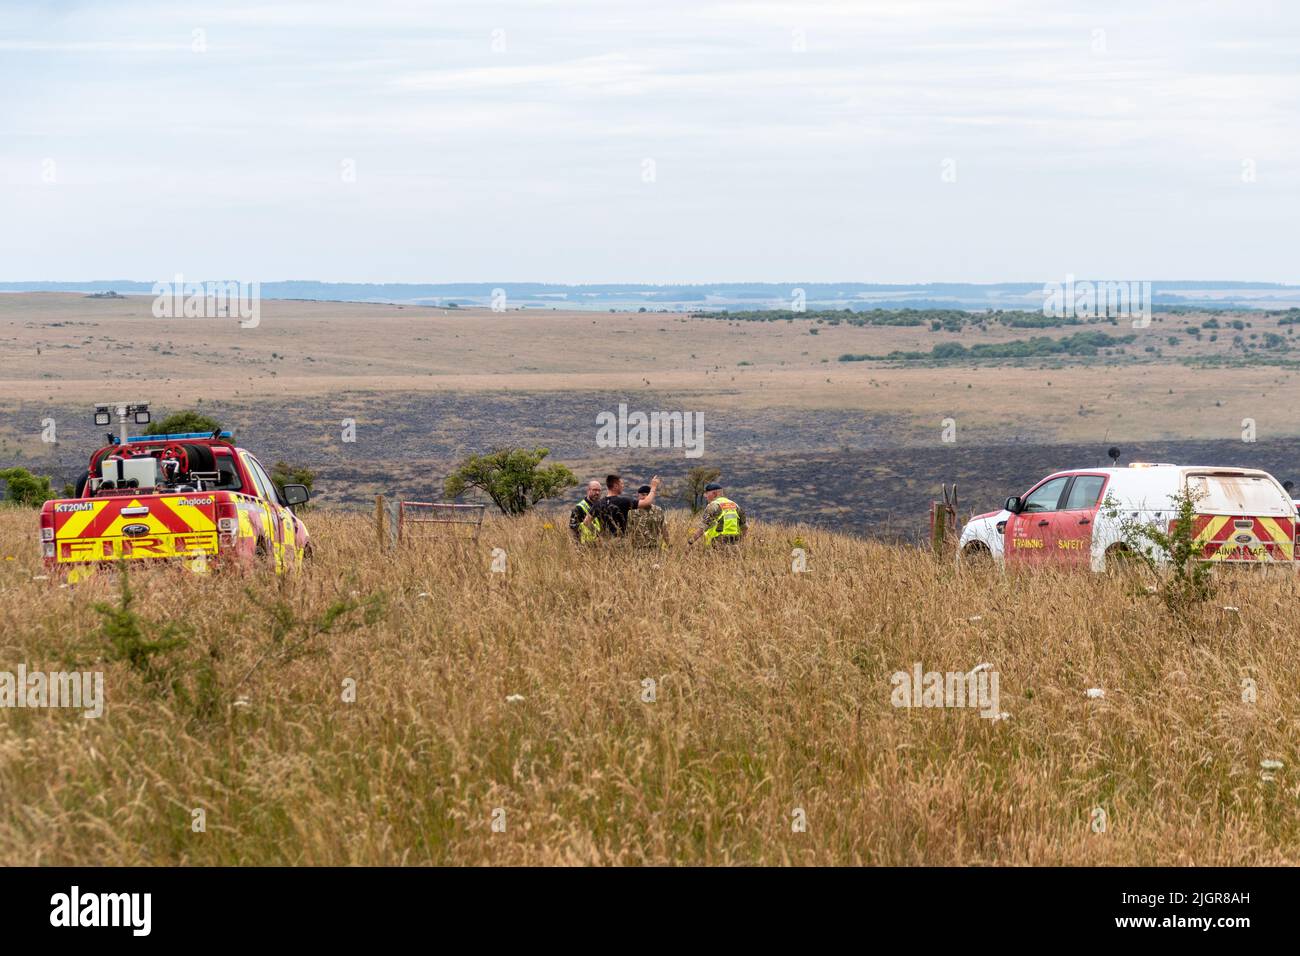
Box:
[1,0,1297,282]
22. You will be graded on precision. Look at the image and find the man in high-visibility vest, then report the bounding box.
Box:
[569,480,604,545]
[688,482,746,547]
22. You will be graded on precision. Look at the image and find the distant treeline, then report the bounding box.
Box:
[840,331,1138,363]
[700,306,1300,336]
[692,307,1112,331]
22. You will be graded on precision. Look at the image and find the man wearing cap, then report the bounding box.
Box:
[626,482,667,551]
[600,473,661,537]
[688,482,746,547]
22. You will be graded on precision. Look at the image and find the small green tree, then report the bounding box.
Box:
[93,570,221,720]
[271,461,314,491]
[144,409,224,436]
[270,461,316,510]
[1106,488,1214,612]
[680,466,721,515]
[94,570,188,686]
[444,447,577,516]
[0,467,57,507]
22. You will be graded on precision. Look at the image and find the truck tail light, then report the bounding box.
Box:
[39,511,55,560]
[216,501,239,545]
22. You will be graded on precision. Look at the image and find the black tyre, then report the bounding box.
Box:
[1104,543,1137,571]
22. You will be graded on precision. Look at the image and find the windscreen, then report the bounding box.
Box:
[1185,473,1293,515]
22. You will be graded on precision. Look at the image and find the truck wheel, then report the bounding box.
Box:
[1104,543,1137,571]
[961,542,992,566]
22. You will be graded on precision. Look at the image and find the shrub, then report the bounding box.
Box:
[1106,488,1214,613]
[444,448,577,516]
[271,461,316,508]
[0,467,57,507]
[679,466,722,515]
[144,409,224,437]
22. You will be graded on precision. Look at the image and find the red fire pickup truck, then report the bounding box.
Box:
[40,431,311,576]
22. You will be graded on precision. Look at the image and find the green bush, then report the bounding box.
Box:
[270,461,315,492]
[877,331,1138,362]
[144,410,224,436]
[1107,488,1214,613]
[271,461,316,510]
[0,467,57,507]
[444,448,577,516]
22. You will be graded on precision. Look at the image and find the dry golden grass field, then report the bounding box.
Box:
[1,506,1297,865]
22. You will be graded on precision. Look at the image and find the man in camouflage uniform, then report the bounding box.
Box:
[688,481,746,548]
[626,483,666,551]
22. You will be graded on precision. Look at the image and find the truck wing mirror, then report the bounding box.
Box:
[282,484,310,507]
[1005,496,1022,514]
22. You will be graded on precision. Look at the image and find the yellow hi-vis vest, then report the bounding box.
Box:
[704,496,741,545]
[576,497,602,544]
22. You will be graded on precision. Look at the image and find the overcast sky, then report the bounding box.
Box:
[2,0,1297,283]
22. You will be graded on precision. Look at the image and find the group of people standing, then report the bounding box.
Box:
[568,474,746,550]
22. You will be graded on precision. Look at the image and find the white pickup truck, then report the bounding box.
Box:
[958,463,1296,571]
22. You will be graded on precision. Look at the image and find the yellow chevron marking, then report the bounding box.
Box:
[160,496,216,532]
[1257,517,1294,559]
[98,500,177,538]
[1194,514,1231,549]
[58,501,107,538]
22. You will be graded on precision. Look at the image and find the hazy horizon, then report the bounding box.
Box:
[3,279,1298,287]
[6,277,1300,312]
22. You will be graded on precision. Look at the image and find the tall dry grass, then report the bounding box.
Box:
[0,506,1296,865]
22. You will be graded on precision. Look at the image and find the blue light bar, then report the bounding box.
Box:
[125,431,233,443]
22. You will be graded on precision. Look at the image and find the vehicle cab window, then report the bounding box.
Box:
[247,455,287,506]
[240,453,273,501]
[1021,476,1069,513]
[213,452,245,492]
[1063,475,1106,510]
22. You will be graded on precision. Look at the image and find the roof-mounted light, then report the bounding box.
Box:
[92,401,151,444]
[125,431,233,443]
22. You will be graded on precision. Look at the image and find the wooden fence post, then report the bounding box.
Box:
[930,501,946,551]
[388,499,401,550]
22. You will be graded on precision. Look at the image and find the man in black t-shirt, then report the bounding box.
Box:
[601,473,661,535]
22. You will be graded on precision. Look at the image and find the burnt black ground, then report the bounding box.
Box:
[6,392,1300,541]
